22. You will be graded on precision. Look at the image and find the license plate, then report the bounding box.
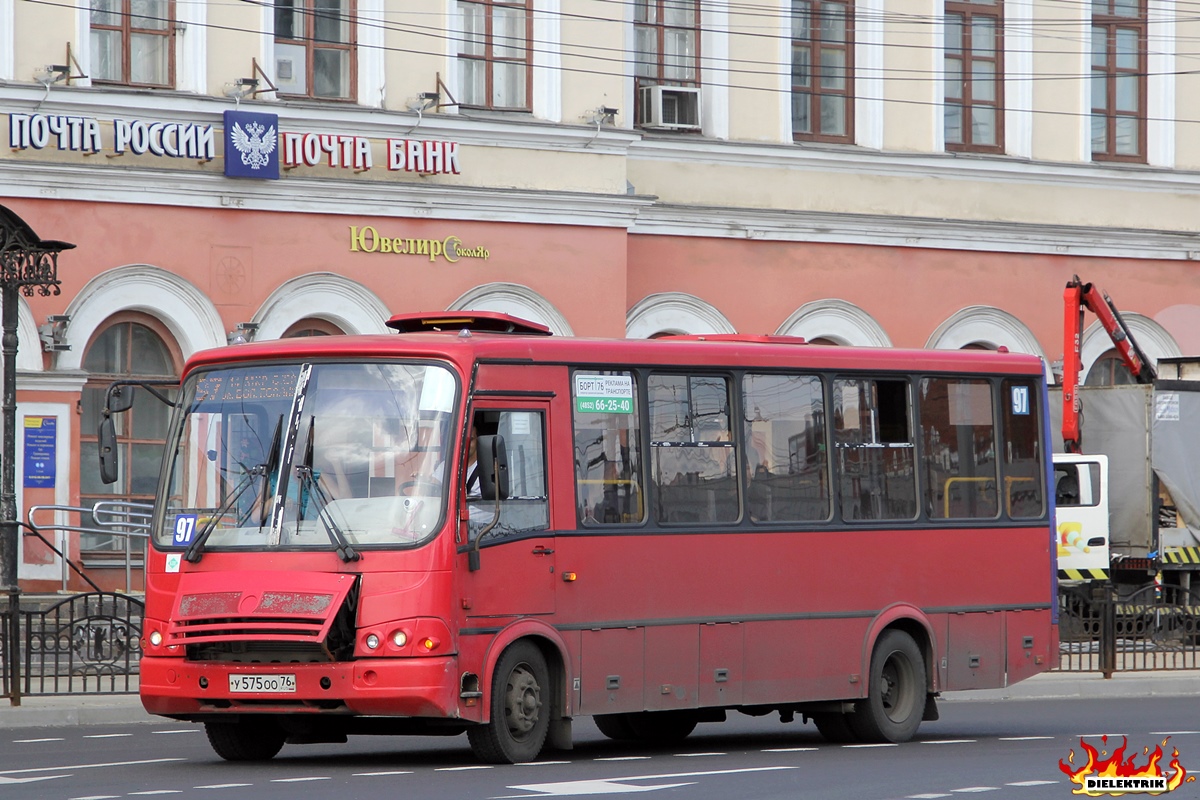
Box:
[228,673,296,694]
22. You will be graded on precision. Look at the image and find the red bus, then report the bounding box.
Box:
[118,311,1057,764]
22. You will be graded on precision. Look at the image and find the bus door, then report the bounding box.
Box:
[462,401,556,617]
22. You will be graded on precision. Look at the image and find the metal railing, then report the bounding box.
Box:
[26,501,152,594]
[1057,583,1200,675]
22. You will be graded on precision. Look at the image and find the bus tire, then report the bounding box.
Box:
[849,629,926,743]
[204,719,286,761]
[625,710,698,743]
[811,712,860,743]
[468,641,550,763]
[594,713,638,741]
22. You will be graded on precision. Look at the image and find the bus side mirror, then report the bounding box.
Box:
[476,434,509,501]
[98,415,119,485]
[107,384,135,413]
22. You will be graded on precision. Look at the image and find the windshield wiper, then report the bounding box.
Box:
[183,415,283,563]
[295,416,360,563]
[183,463,265,564]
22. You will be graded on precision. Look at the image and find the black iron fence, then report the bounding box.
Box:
[1057,583,1200,675]
[0,592,142,698]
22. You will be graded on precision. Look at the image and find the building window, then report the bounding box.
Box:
[1086,350,1139,385]
[79,319,178,556]
[791,0,853,142]
[1092,0,1146,161]
[90,0,174,87]
[457,0,532,110]
[945,0,1003,151]
[275,0,356,100]
[282,319,343,337]
[634,0,701,124]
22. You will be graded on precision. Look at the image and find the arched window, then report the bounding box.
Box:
[79,317,179,557]
[1086,350,1137,385]
[282,318,344,338]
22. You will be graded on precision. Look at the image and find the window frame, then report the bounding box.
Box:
[457,0,534,112]
[944,0,1004,153]
[790,0,855,144]
[633,0,703,126]
[89,0,176,88]
[274,0,358,102]
[1091,0,1147,162]
[79,315,181,557]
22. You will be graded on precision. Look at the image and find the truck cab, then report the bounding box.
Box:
[1052,453,1110,581]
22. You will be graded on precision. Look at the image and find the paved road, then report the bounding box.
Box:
[2,690,1199,800]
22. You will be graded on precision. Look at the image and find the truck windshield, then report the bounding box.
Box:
[158,361,457,553]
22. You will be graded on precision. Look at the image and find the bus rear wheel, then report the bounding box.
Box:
[468,641,551,763]
[204,719,286,761]
[849,629,926,743]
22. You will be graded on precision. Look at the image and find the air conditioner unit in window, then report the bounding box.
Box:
[638,85,702,131]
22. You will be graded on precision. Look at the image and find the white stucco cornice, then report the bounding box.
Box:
[631,203,1200,261]
[253,273,393,339]
[17,369,87,393]
[0,159,652,229]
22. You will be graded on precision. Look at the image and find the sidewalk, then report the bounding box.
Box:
[3,670,1200,729]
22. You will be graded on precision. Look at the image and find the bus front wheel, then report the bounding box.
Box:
[468,641,551,763]
[204,719,286,761]
[849,629,926,743]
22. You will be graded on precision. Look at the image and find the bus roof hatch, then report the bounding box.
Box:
[385,311,553,336]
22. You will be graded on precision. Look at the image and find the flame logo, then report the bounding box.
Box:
[1059,735,1193,796]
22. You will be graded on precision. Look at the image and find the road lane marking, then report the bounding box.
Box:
[1007,781,1058,787]
[271,777,331,782]
[69,796,119,799]
[84,734,133,739]
[762,747,817,753]
[13,737,65,743]
[194,784,253,790]
[951,788,998,793]
[152,730,200,735]
[1078,733,1126,738]
[130,791,183,795]
[1152,731,1200,736]
[516,761,571,766]
[843,743,898,748]
[907,794,951,799]
[0,775,68,785]
[0,758,186,776]
[674,752,726,757]
[499,766,798,798]
[920,740,976,745]
[436,766,493,771]
[999,736,1054,741]
[353,771,413,776]
[595,757,651,761]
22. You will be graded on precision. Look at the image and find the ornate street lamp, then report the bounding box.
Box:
[0,205,73,705]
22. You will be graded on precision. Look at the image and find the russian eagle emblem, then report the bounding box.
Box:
[230,120,277,170]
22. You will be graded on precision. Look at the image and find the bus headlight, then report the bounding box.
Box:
[391,630,408,648]
[365,633,380,650]
[148,630,163,647]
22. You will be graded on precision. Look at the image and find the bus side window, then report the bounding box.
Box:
[742,373,831,523]
[919,377,998,520]
[833,378,917,521]
[1002,379,1045,519]
[572,371,645,526]
[648,374,738,525]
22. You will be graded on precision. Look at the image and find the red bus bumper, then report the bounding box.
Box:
[140,655,461,719]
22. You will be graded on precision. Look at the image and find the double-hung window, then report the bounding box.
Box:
[791,0,853,142]
[90,0,174,87]
[1091,0,1146,161]
[275,0,356,100]
[458,0,532,110]
[944,0,1003,151]
[634,0,701,126]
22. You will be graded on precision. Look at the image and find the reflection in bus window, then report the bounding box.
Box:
[920,378,998,519]
[573,371,644,525]
[741,373,830,523]
[1002,378,1045,518]
[833,378,916,521]
[649,374,738,524]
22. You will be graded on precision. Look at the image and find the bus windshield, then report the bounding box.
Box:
[158,361,457,554]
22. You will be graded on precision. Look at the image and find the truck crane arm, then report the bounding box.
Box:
[1062,274,1156,453]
